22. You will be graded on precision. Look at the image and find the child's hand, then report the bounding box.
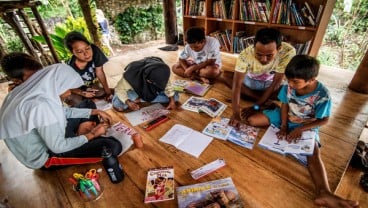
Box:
[91,123,108,137]
[229,113,242,129]
[240,107,257,120]
[276,128,287,140]
[127,100,140,111]
[82,91,95,98]
[287,128,303,143]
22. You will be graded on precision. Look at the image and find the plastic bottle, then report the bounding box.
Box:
[101,146,124,183]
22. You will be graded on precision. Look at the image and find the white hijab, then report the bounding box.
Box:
[0,63,84,139]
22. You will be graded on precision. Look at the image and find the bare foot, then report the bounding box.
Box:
[315,191,359,208]
[131,133,144,148]
[199,77,210,84]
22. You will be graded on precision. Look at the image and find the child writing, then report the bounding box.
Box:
[112,57,180,112]
[246,55,359,208]
[172,26,221,84]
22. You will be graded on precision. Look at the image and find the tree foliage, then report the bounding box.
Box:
[318,0,368,71]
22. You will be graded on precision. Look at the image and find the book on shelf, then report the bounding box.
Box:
[172,79,212,96]
[144,166,175,203]
[159,124,213,158]
[182,96,227,118]
[258,124,316,156]
[202,117,259,149]
[176,177,244,208]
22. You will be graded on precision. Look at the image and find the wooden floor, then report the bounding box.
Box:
[1,46,368,207]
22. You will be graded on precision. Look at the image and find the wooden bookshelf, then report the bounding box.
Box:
[182,0,335,56]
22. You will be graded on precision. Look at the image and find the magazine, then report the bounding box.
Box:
[258,125,316,156]
[182,96,227,117]
[124,103,170,126]
[159,124,213,158]
[172,79,211,96]
[144,167,175,203]
[94,99,112,111]
[202,117,259,149]
[176,177,244,208]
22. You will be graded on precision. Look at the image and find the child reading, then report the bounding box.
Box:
[245,55,359,208]
[112,57,180,112]
[172,26,221,84]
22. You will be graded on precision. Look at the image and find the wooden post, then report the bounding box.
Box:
[78,0,102,48]
[30,5,60,63]
[348,50,368,94]
[163,0,177,44]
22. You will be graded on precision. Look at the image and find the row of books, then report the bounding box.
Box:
[239,0,271,22]
[212,0,235,19]
[208,29,311,54]
[185,0,323,27]
[186,0,206,16]
[272,0,323,26]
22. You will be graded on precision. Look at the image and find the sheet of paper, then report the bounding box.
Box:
[124,103,169,126]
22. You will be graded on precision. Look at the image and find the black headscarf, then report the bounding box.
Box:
[123,57,170,102]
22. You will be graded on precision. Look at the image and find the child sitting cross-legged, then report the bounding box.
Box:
[245,55,359,208]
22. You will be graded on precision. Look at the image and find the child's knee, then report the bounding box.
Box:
[112,95,128,112]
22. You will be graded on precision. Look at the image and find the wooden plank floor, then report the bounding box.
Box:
[1,46,368,207]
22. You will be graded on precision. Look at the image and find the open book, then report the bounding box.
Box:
[159,124,213,158]
[202,117,259,149]
[172,79,211,96]
[182,96,227,117]
[106,122,137,156]
[144,167,175,203]
[258,125,316,156]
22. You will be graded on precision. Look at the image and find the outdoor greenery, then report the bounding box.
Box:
[32,17,91,61]
[317,0,368,70]
[114,5,164,44]
[0,0,366,71]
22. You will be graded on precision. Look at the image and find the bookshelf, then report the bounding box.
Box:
[182,0,335,56]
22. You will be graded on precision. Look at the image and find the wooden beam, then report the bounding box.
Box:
[1,11,40,61]
[30,5,59,63]
[162,0,177,44]
[348,50,368,93]
[78,0,102,48]
[309,0,336,57]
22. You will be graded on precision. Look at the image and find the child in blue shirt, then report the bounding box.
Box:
[246,55,359,208]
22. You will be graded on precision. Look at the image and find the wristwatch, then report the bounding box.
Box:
[253,104,260,111]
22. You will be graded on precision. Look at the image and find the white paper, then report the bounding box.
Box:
[159,124,213,158]
[124,103,170,126]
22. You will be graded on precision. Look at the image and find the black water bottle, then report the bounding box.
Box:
[102,146,124,183]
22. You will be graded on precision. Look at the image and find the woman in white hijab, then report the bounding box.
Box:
[0,52,122,169]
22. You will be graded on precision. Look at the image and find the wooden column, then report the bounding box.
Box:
[30,5,59,63]
[348,50,368,93]
[78,0,102,48]
[163,0,177,44]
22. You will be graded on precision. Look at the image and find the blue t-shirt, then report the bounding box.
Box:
[278,81,331,125]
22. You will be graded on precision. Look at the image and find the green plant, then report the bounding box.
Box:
[32,17,91,61]
[114,5,164,43]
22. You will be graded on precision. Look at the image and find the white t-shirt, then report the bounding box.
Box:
[179,36,222,68]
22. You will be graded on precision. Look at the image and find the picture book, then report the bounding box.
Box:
[198,98,227,118]
[172,79,211,96]
[182,96,227,117]
[124,103,170,126]
[176,177,244,208]
[202,117,259,149]
[106,122,137,155]
[159,124,213,158]
[182,96,208,112]
[258,125,316,156]
[144,167,175,203]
